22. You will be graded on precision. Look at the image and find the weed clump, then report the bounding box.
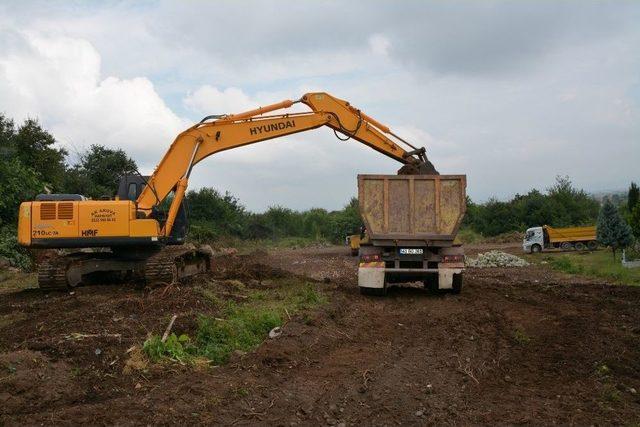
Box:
[196,302,281,364]
[143,280,326,365]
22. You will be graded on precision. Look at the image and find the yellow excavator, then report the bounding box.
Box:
[18,92,437,290]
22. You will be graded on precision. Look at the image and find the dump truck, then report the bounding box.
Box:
[357,174,466,295]
[523,225,597,253]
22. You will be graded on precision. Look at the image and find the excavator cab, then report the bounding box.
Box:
[117,175,188,245]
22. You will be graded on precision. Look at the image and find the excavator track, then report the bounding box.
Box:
[144,245,211,285]
[37,255,81,291]
[36,246,211,290]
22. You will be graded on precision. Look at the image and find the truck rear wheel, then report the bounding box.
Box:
[561,242,573,251]
[587,240,598,251]
[574,242,586,251]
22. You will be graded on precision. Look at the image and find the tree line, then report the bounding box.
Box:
[463,176,601,236]
[186,188,361,243]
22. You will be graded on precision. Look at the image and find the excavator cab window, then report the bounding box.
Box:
[117,175,149,201]
[127,183,137,201]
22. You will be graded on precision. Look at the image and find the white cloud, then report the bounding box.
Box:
[0,30,187,171]
[183,86,257,115]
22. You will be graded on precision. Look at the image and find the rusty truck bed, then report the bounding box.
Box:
[358,174,466,245]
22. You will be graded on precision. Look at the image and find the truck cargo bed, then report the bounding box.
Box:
[358,175,466,245]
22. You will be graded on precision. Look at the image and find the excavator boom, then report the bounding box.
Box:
[136,92,436,219]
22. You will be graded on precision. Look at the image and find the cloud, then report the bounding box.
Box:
[0,29,187,171]
[184,86,257,116]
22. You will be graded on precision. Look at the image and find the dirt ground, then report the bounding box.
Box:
[1,244,639,426]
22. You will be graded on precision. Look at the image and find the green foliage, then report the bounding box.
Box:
[597,199,634,259]
[196,303,281,364]
[63,144,137,199]
[0,159,44,227]
[628,182,639,213]
[456,227,484,244]
[0,116,68,192]
[143,333,192,363]
[548,255,583,275]
[630,204,640,240]
[0,227,32,270]
[513,329,531,345]
[465,176,600,236]
[186,193,360,244]
[187,188,247,236]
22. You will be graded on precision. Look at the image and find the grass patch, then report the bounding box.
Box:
[542,251,640,286]
[195,303,281,364]
[144,280,327,365]
[513,328,531,346]
[456,227,484,244]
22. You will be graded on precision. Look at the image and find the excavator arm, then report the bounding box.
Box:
[136,92,438,236]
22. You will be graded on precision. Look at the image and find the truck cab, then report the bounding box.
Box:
[523,226,544,253]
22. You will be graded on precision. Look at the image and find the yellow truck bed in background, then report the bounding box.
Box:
[544,225,596,243]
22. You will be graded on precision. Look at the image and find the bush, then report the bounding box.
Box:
[0,227,32,270]
[457,227,484,244]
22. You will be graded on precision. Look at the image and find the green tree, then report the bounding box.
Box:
[186,188,247,237]
[328,197,362,242]
[597,199,634,260]
[628,182,639,213]
[8,118,67,191]
[0,158,43,226]
[63,145,137,199]
[630,204,640,241]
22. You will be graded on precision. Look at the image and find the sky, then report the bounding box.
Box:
[0,0,638,211]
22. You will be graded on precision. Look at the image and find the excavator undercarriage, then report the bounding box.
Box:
[37,245,211,290]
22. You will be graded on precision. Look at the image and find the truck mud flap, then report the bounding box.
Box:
[439,268,463,290]
[358,262,385,289]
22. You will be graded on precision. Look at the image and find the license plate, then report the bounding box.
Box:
[399,248,423,255]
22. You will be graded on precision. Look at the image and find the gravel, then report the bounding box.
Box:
[466,251,530,268]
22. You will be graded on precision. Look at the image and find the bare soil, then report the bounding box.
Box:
[1,244,639,425]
